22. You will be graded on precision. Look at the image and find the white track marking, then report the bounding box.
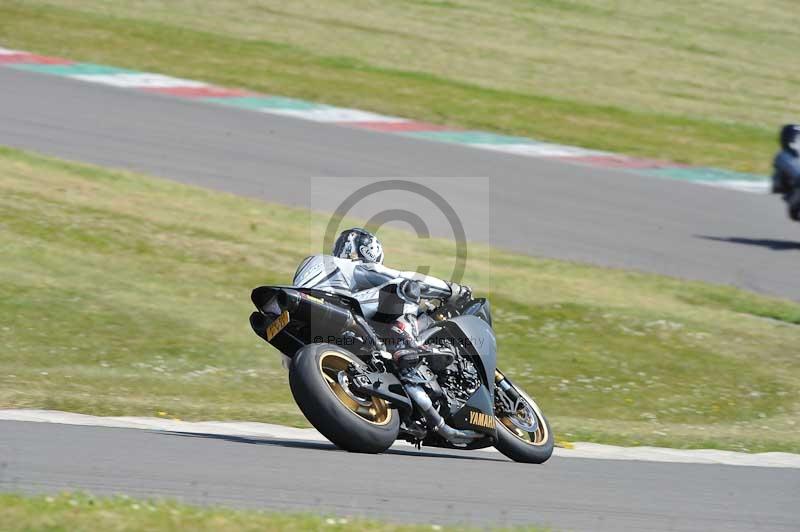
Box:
[261,107,408,123]
[0,47,23,55]
[562,442,800,468]
[473,143,607,157]
[0,409,329,442]
[1,409,797,468]
[697,180,770,194]
[70,73,208,88]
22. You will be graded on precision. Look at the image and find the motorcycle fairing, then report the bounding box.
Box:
[461,298,492,327]
[449,384,497,437]
[432,315,497,394]
[423,315,499,442]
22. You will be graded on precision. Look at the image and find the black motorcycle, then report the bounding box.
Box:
[249,281,553,463]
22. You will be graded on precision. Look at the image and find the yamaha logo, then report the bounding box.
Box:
[469,410,496,429]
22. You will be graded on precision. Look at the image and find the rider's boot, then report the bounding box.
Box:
[787,190,800,221]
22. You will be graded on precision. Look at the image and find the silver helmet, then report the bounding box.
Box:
[332,228,384,264]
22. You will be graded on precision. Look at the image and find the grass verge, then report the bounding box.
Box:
[0,492,518,531]
[0,0,790,173]
[1,146,799,452]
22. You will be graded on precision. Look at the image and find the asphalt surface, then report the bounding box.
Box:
[1,67,800,299]
[1,67,799,531]
[2,421,798,531]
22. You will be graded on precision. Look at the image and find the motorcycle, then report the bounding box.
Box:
[249,280,553,463]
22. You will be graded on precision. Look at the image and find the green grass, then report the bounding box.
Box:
[1,146,800,452]
[0,492,526,531]
[0,0,796,172]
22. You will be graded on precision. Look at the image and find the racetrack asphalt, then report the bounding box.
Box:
[1,67,800,300]
[2,421,799,531]
[2,66,800,531]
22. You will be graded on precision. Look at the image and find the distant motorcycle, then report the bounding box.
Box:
[772,124,800,221]
[784,191,800,222]
[249,281,553,463]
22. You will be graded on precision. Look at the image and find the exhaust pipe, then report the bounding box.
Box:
[404,384,483,445]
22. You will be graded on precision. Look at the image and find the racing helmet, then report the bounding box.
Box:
[332,228,384,264]
[780,124,800,155]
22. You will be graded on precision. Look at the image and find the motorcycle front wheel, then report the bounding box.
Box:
[289,343,399,454]
[493,369,554,464]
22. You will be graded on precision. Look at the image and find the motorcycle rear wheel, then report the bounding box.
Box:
[493,370,554,464]
[289,344,399,454]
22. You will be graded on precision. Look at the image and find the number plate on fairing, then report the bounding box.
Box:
[266,310,290,341]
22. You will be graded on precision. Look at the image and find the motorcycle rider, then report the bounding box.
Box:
[292,227,470,354]
[772,124,800,220]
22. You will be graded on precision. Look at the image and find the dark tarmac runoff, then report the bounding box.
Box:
[1,67,799,300]
[2,421,799,531]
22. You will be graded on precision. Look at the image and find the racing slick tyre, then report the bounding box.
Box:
[289,343,399,454]
[493,370,554,464]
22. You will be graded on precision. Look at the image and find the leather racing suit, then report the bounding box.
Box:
[773,149,800,220]
[292,255,464,350]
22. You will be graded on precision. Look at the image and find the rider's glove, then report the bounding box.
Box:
[446,282,472,305]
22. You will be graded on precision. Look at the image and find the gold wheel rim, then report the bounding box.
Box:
[318,351,392,426]
[495,371,549,446]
